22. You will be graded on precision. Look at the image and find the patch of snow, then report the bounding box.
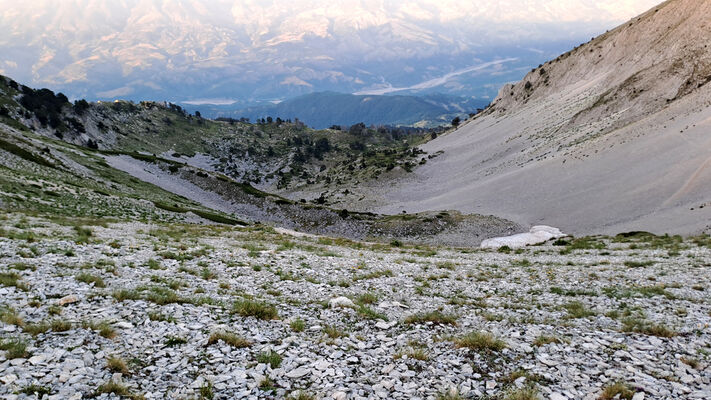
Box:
[480,225,566,249]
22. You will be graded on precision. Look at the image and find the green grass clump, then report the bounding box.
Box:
[394,347,429,361]
[147,311,176,323]
[563,301,596,319]
[73,225,93,243]
[257,350,283,368]
[112,288,142,302]
[20,385,52,397]
[10,262,35,271]
[356,305,388,321]
[454,331,507,352]
[146,258,162,269]
[82,320,117,339]
[624,260,655,268]
[207,331,251,348]
[0,272,30,291]
[23,321,50,336]
[199,381,214,399]
[0,337,30,359]
[0,305,23,326]
[355,292,378,305]
[145,286,188,305]
[355,269,394,280]
[621,318,677,337]
[289,391,316,400]
[502,386,540,400]
[290,318,306,332]
[233,299,278,320]
[404,310,457,326]
[75,272,105,287]
[323,325,346,339]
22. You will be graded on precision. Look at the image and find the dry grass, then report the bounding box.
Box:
[106,355,129,374]
[207,331,251,348]
[404,310,457,326]
[454,331,507,352]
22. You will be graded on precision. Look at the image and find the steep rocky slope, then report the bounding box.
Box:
[377,0,711,235]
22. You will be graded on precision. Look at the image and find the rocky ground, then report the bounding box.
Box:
[1,212,710,400]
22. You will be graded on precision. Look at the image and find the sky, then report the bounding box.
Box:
[0,0,663,103]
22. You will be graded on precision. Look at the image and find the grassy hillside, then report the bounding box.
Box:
[0,74,453,198]
[0,123,244,226]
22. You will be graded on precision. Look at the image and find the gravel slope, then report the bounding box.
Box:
[374,0,711,236]
[1,213,710,399]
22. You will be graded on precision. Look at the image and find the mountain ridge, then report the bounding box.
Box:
[0,1,658,102]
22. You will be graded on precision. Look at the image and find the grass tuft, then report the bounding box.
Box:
[0,337,30,359]
[598,381,636,400]
[454,331,507,352]
[106,355,129,374]
[207,331,250,348]
[76,272,106,287]
[404,310,457,326]
[257,350,283,368]
[233,299,278,320]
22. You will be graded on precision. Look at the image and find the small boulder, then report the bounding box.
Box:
[329,297,355,309]
[57,295,79,306]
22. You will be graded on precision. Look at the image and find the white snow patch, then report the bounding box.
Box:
[480,225,566,249]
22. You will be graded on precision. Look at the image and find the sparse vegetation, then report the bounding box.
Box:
[598,381,636,400]
[404,311,457,326]
[454,331,507,352]
[233,299,278,320]
[207,331,251,348]
[257,350,283,368]
[0,337,30,359]
[290,318,306,332]
[96,380,145,400]
[107,355,130,374]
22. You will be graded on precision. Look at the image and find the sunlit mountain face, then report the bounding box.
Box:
[0,0,660,105]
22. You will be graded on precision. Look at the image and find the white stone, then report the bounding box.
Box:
[28,355,46,365]
[286,367,310,378]
[0,374,18,384]
[329,297,355,308]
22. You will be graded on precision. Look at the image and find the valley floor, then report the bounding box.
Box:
[1,213,710,399]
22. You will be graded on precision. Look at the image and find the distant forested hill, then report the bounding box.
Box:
[185,92,489,129]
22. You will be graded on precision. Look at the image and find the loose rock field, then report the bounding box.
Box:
[1,214,710,399]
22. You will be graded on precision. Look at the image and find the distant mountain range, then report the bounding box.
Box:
[0,1,657,103]
[183,92,489,129]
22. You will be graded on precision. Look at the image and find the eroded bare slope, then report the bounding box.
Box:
[377,0,711,235]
